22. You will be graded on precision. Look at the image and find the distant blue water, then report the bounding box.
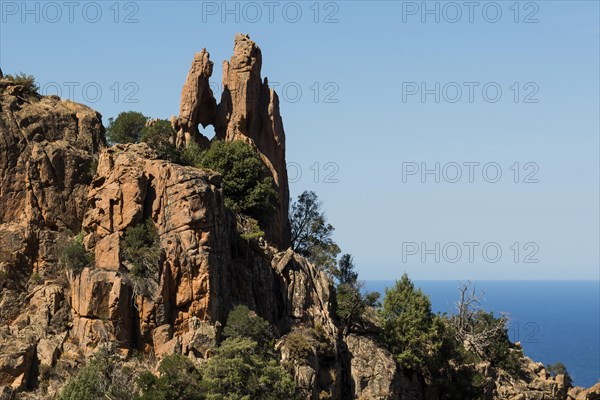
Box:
[364,280,600,388]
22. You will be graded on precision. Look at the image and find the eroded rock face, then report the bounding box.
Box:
[476,351,571,400]
[78,143,228,352]
[345,334,402,400]
[175,34,290,248]
[0,81,104,234]
[174,49,217,149]
[568,382,600,400]
[76,144,335,355]
[0,79,104,391]
[216,34,290,248]
[70,143,355,399]
[4,41,597,400]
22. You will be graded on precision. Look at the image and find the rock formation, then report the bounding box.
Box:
[174,49,217,149]
[174,34,290,248]
[215,34,290,248]
[568,382,600,400]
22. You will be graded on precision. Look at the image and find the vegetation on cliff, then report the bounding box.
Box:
[58,306,297,400]
[122,219,162,297]
[60,233,94,274]
[191,140,278,222]
[57,349,136,400]
[106,111,147,144]
[333,254,380,333]
[140,119,180,162]
[105,111,278,237]
[290,190,340,274]
[1,72,39,99]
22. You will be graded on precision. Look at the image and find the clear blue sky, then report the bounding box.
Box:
[1,1,598,280]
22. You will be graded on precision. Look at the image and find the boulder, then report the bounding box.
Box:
[345,334,401,400]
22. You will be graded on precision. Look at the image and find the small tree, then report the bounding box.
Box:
[380,274,441,373]
[140,119,180,162]
[223,305,272,347]
[289,191,340,273]
[106,111,147,144]
[333,254,380,333]
[194,140,278,223]
[180,140,204,167]
[333,254,358,286]
[335,283,365,331]
[547,362,572,387]
[137,354,204,400]
[236,214,265,241]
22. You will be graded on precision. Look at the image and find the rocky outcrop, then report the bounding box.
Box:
[70,142,358,396]
[568,382,600,400]
[216,34,290,248]
[345,334,402,400]
[475,348,571,400]
[174,49,217,149]
[0,80,103,235]
[75,144,333,359]
[0,77,104,391]
[78,143,227,353]
[174,34,290,248]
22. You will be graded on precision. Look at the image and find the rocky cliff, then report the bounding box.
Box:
[0,77,104,395]
[0,36,598,400]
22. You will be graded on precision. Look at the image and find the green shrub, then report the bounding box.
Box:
[201,337,298,400]
[424,316,487,399]
[192,140,278,221]
[137,354,203,400]
[140,120,180,162]
[4,72,39,97]
[29,271,44,285]
[180,140,204,167]
[469,311,523,377]
[308,324,334,355]
[236,214,264,241]
[136,339,298,400]
[58,349,135,400]
[122,219,161,279]
[60,233,93,273]
[223,305,272,347]
[285,333,314,363]
[106,111,147,144]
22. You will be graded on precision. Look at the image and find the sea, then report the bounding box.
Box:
[364,280,600,388]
